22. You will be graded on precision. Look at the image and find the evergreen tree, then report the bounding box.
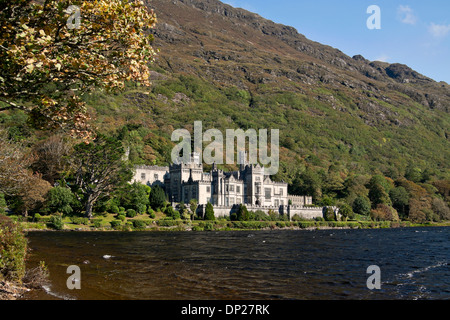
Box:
[204,202,215,221]
[237,204,249,221]
[72,134,132,219]
[149,185,166,210]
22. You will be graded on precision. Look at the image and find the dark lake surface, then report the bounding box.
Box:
[22,227,449,300]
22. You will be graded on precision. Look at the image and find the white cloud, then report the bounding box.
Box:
[428,23,450,38]
[374,54,390,63]
[397,5,417,25]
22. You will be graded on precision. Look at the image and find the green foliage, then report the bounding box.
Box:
[126,209,137,218]
[117,182,150,213]
[204,202,215,221]
[237,204,249,221]
[69,216,89,225]
[110,205,120,214]
[156,219,183,227]
[109,220,122,229]
[389,186,410,218]
[132,220,147,229]
[337,202,354,220]
[353,196,371,216]
[149,185,166,210]
[0,193,6,214]
[47,215,64,230]
[92,219,102,228]
[0,215,27,283]
[72,133,133,219]
[324,207,336,221]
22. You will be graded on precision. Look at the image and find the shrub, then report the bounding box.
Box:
[126,209,137,218]
[166,206,175,217]
[276,221,286,228]
[0,215,28,283]
[203,222,214,231]
[237,204,249,221]
[47,215,64,230]
[92,219,102,228]
[172,210,181,220]
[157,220,182,227]
[69,216,89,225]
[109,220,122,229]
[192,225,204,231]
[150,212,156,219]
[117,214,126,222]
[110,205,120,214]
[22,261,49,289]
[136,204,147,214]
[132,220,147,229]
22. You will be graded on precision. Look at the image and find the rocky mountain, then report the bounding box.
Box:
[147,0,449,111]
[86,0,449,182]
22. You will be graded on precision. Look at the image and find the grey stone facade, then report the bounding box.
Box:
[132,153,322,220]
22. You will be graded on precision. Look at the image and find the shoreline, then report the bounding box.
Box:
[22,221,450,233]
[0,281,30,300]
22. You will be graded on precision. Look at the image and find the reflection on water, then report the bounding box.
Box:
[22,228,449,300]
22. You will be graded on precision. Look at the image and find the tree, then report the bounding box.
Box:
[405,165,422,183]
[237,204,250,221]
[119,182,150,213]
[432,198,450,221]
[0,0,157,139]
[370,204,399,221]
[324,207,336,221]
[0,193,6,214]
[204,202,215,221]
[389,186,410,218]
[31,135,71,185]
[367,175,392,208]
[189,199,198,218]
[337,202,354,221]
[149,185,166,211]
[0,130,34,196]
[352,196,371,216]
[291,167,322,203]
[72,134,132,219]
[0,130,51,216]
[46,186,75,215]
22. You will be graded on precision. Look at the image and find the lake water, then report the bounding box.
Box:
[22,227,449,300]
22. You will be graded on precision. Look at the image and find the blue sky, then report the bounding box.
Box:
[222,0,450,83]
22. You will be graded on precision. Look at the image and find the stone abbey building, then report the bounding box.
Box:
[132,153,323,219]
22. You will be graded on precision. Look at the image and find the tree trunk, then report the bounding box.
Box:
[85,199,94,220]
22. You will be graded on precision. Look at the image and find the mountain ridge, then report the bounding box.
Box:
[78,0,450,185]
[146,0,449,112]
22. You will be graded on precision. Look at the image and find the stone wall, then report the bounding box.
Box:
[196,204,325,221]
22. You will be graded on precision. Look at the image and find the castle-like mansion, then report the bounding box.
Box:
[132,153,324,220]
